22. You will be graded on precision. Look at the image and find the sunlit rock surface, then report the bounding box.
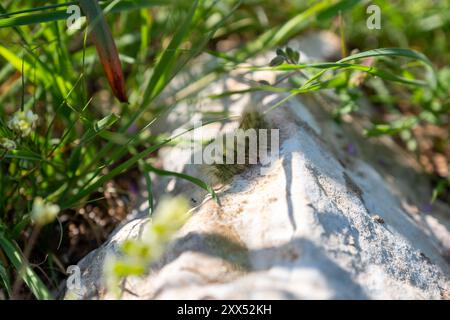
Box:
[65,33,450,300]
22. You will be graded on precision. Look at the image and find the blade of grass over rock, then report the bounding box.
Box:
[300,48,436,89]
[339,48,436,85]
[251,62,430,86]
[212,47,434,101]
[237,48,437,116]
[147,165,218,202]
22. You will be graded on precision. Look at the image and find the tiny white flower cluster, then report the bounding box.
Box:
[7,110,39,138]
[0,137,16,151]
[31,197,60,226]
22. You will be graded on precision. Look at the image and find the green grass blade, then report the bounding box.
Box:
[0,262,12,298]
[0,234,52,300]
[139,0,199,107]
[339,48,437,86]
[147,165,218,202]
[253,61,429,86]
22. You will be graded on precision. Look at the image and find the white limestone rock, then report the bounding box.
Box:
[65,33,450,300]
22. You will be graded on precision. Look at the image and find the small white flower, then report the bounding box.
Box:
[31,197,60,226]
[8,110,39,138]
[0,138,16,151]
